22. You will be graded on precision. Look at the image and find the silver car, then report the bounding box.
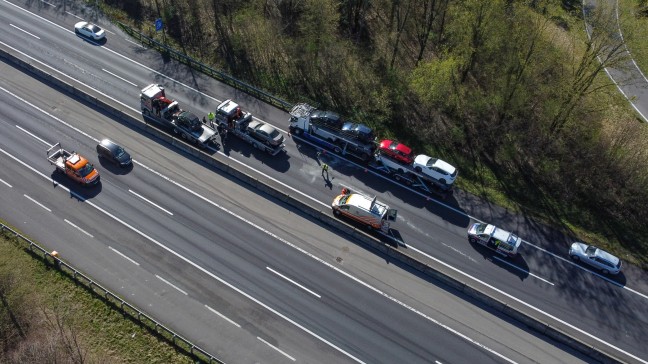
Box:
[246,120,284,146]
[569,242,622,275]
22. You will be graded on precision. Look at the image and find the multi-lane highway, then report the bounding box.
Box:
[0,0,647,362]
[0,55,590,364]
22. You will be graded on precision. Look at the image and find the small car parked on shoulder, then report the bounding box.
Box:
[74,21,106,41]
[97,139,132,167]
[569,242,622,275]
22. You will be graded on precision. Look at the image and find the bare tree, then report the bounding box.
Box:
[549,4,631,135]
[389,0,413,69]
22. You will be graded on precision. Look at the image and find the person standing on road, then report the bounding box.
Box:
[321,163,329,179]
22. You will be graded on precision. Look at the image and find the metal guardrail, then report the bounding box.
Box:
[116,22,293,112]
[0,223,225,364]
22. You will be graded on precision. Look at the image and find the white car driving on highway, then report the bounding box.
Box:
[74,21,106,41]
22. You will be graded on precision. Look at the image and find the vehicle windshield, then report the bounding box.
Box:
[269,129,280,138]
[474,224,487,234]
[339,195,351,204]
[426,158,438,167]
[585,245,598,256]
[88,25,102,33]
[78,164,95,177]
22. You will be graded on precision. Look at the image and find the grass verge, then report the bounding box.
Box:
[0,222,192,364]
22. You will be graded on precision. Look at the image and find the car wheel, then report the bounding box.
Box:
[570,255,579,261]
[414,166,422,173]
[334,146,342,154]
[293,128,303,136]
[469,237,477,243]
[602,269,609,275]
[439,178,447,185]
[333,209,341,216]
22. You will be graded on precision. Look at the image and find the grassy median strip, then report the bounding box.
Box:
[0,223,191,364]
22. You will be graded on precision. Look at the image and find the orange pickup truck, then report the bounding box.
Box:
[47,143,100,186]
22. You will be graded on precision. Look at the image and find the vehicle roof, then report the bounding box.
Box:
[257,123,276,135]
[65,154,88,170]
[217,99,239,114]
[100,139,120,152]
[491,226,519,245]
[342,122,373,134]
[180,111,199,120]
[432,159,457,175]
[141,84,164,98]
[345,194,387,216]
[414,154,431,165]
[380,140,412,155]
[575,242,620,265]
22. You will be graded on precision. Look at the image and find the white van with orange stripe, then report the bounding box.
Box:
[332,189,397,230]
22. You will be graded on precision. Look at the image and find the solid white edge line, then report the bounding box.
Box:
[108,246,140,266]
[406,244,647,364]
[64,11,84,20]
[124,38,145,48]
[38,0,55,7]
[101,68,138,87]
[128,189,173,215]
[257,336,296,362]
[492,256,554,286]
[9,23,40,39]
[23,194,51,212]
[0,178,12,188]
[204,305,241,328]
[64,219,94,238]
[16,125,51,145]
[266,267,321,298]
[155,274,188,295]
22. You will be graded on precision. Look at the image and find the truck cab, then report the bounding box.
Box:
[47,143,100,186]
[215,99,252,127]
[65,154,99,185]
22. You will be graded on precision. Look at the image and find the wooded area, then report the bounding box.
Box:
[105,0,648,266]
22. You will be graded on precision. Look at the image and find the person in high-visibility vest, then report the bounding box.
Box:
[208,112,215,124]
[321,163,329,179]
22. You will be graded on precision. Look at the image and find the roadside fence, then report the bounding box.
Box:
[116,22,293,112]
[0,223,225,364]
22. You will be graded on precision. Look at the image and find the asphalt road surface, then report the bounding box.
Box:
[0,0,646,362]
